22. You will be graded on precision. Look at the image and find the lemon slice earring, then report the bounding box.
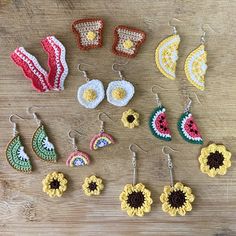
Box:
[119,144,153,217]
[77,64,105,109]
[184,25,209,91]
[160,146,195,216]
[155,19,181,80]
[106,63,135,107]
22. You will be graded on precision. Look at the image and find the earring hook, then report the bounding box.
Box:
[162,145,179,156]
[9,114,26,137]
[168,18,182,34]
[98,112,112,133]
[27,106,41,126]
[129,143,148,154]
[151,85,167,107]
[68,129,84,151]
[200,23,216,44]
[78,63,90,82]
[112,63,128,80]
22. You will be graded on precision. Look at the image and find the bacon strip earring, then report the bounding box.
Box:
[66,130,90,167]
[119,144,153,217]
[27,106,57,162]
[90,112,115,150]
[155,18,181,80]
[160,146,195,216]
[77,64,105,109]
[149,85,172,141]
[106,63,135,107]
[6,114,32,173]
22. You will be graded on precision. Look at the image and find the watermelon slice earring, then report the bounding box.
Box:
[149,85,172,141]
[6,114,32,173]
[90,112,115,150]
[27,106,57,162]
[66,130,90,167]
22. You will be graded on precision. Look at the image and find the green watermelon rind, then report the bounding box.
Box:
[149,106,171,141]
[177,112,203,145]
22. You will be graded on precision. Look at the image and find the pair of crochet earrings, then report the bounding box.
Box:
[155,20,208,91]
[77,63,135,109]
[119,144,194,217]
[149,85,203,144]
[6,107,57,173]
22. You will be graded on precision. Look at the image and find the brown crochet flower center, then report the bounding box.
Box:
[50,179,60,189]
[207,151,224,169]
[127,191,145,208]
[88,182,97,191]
[127,115,135,123]
[168,190,186,208]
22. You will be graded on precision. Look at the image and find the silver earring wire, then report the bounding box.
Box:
[168,18,182,35]
[184,92,201,113]
[200,23,216,45]
[9,114,26,137]
[129,144,148,186]
[112,63,129,80]
[162,146,178,187]
[151,84,167,107]
[98,112,113,133]
[27,106,42,127]
[68,130,84,151]
[78,63,90,82]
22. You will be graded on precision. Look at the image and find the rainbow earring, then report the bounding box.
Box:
[160,146,195,216]
[28,106,57,162]
[184,25,208,91]
[119,144,153,217]
[6,114,32,173]
[155,19,181,80]
[149,85,172,141]
[90,112,115,150]
[66,130,90,167]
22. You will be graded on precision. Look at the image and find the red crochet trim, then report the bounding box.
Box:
[112,25,146,58]
[72,18,104,50]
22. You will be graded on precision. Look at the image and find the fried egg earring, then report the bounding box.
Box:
[106,63,135,107]
[77,64,105,109]
[184,25,209,91]
[155,18,181,80]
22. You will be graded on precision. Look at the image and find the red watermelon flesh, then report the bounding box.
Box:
[155,112,171,135]
[184,116,201,138]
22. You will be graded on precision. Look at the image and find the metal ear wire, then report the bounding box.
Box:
[78,63,90,82]
[151,85,166,107]
[112,63,128,80]
[27,106,41,127]
[184,92,201,113]
[68,129,84,151]
[200,23,216,45]
[98,112,113,133]
[168,18,182,35]
[9,114,26,137]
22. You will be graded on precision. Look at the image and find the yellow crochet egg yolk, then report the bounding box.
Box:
[83,89,97,101]
[123,39,134,49]
[86,31,97,41]
[112,87,126,100]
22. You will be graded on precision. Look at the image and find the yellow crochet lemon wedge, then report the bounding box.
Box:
[155,34,180,80]
[184,44,207,91]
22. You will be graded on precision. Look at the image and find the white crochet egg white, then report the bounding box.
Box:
[77,79,105,109]
[106,80,135,107]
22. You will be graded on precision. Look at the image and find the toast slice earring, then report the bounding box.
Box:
[106,63,135,107]
[155,18,181,80]
[77,64,105,109]
[160,146,195,216]
[149,85,172,141]
[6,114,32,173]
[119,144,153,217]
[27,106,57,162]
[66,130,90,167]
[90,112,115,150]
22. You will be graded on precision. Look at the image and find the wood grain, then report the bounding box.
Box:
[0,0,236,235]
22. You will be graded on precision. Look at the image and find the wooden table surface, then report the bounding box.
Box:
[0,0,236,235]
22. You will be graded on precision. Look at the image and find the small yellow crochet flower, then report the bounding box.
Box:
[160,182,195,216]
[42,172,68,197]
[119,183,153,217]
[82,175,104,196]
[123,39,134,49]
[199,143,231,177]
[86,31,97,41]
[121,109,140,129]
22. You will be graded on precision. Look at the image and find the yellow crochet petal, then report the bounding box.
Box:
[162,202,170,212]
[178,207,186,216]
[163,185,171,194]
[127,208,135,217]
[169,207,177,216]
[135,183,145,191]
[160,193,168,203]
[183,186,192,195]
[185,201,193,211]
[208,168,217,177]
[136,208,145,217]
[174,182,184,190]
[218,165,227,175]
[187,194,195,202]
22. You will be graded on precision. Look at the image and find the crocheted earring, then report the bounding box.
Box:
[6,114,32,173]
[155,19,181,80]
[66,130,90,167]
[77,64,105,109]
[119,144,153,217]
[149,85,172,141]
[27,106,57,162]
[160,146,195,216]
[90,112,115,150]
[106,63,135,107]
[177,96,203,144]
[184,25,208,91]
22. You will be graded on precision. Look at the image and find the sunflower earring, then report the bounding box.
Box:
[119,144,153,217]
[184,25,208,91]
[66,130,90,167]
[90,112,115,150]
[6,114,32,173]
[149,85,172,141]
[106,63,135,107]
[27,106,57,162]
[160,146,195,216]
[155,18,181,80]
[77,64,105,109]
